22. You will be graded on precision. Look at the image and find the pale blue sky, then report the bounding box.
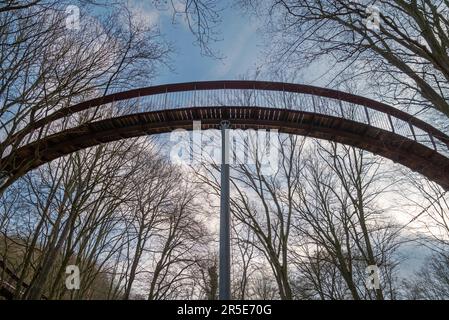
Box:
[129,1,265,84]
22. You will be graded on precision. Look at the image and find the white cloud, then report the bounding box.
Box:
[129,0,160,28]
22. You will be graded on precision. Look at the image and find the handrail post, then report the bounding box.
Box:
[387,114,395,133]
[408,121,417,141]
[364,105,371,125]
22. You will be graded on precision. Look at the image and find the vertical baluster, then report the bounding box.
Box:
[282,85,286,109]
[408,121,417,141]
[429,134,437,151]
[364,106,371,125]
[339,100,344,117]
[387,114,395,133]
[253,84,256,107]
[312,95,317,113]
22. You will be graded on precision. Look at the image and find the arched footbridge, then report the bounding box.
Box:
[1,80,449,191]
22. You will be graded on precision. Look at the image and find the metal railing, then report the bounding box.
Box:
[4,81,449,159]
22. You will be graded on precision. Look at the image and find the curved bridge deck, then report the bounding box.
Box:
[1,81,449,190]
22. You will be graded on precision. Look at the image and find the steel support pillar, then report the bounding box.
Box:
[219,120,231,300]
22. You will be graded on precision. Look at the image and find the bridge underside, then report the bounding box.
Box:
[3,106,449,190]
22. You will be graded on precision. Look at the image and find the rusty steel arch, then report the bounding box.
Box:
[1,80,449,190]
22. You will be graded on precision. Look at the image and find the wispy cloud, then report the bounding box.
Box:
[213,20,260,78]
[129,0,160,28]
[129,0,191,31]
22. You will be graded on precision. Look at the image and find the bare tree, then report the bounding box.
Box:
[239,0,449,124]
[402,252,449,300]
[121,151,178,300]
[194,133,306,300]
[22,136,143,300]
[292,141,401,300]
[231,220,258,300]
[0,1,170,193]
[399,170,449,299]
[146,179,210,300]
